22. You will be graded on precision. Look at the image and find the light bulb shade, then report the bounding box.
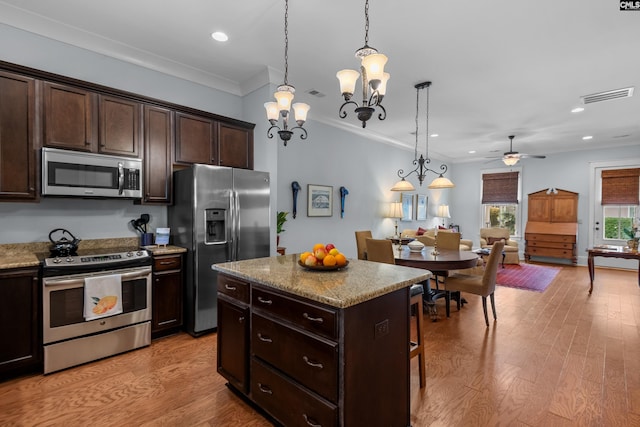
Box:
[428,176,455,189]
[502,156,519,166]
[361,53,388,82]
[388,202,403,219]
[336,69,360,96]
[274,90,294,112]
[390,178,416,192]
[378,72,390,96]
[264,102,279,121]
[436,205,451,218]
[292,102,310,122]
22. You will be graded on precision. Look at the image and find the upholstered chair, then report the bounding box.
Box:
[479,227,519,264]
[443,240,505,326]
[436,231,461,250]
[354,230,372,260]
[402,228,472,251]
[364,238,426,388]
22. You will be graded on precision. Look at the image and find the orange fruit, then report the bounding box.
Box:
[300,251,312,263]
[313,243,325,252]
[323,254,336,267]
[334,253,347,266]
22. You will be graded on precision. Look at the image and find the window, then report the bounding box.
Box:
[601,168,639,241]
[481,171,520,236]
[603,206,637,240]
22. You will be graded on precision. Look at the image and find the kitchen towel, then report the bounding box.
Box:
[84,274,123,321]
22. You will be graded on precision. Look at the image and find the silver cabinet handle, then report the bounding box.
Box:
[257,383,272,394]
[303,312,324,323]
[257,333,272,343]
[303,414,321,427]
[257,296,273,305]
[224,284,237,291]
[302,356,323,369]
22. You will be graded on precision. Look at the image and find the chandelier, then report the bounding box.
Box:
[264,0,310,146]
[391,81,455,191]
[336,0,389,128]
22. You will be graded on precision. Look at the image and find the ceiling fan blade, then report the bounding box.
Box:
[517,154,546,159]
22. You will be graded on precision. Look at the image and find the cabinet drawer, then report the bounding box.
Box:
[217,275,250,303]
[251,358,337,427]
[527,241,574,249]
[526,233,575,243]
[252,287,337,340]
[153,254,181,271]
[252,313,338,402]
[527,247,574,259]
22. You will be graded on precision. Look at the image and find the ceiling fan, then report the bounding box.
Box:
[498,135,546,166]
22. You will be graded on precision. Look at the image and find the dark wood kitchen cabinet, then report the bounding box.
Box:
[174,112,217,165]
[151,254,184,339]
[43,82,142,157]
[0,267,41,380]
[218,123,253,169]
[0,71,38,201]
[143,105,173,204]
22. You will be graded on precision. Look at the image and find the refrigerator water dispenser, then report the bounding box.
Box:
[205,209,226,243]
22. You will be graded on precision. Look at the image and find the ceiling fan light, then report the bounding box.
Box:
[428,175,455,189]
[502,157,519,166]
[390,178,415,192]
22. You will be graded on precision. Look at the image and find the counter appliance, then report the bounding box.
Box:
[168,164,270,336]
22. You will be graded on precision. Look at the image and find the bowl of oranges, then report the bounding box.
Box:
[298,243,349,271]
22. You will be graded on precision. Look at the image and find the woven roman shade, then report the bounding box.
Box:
[482,172,519,204]
[601,168,640,205]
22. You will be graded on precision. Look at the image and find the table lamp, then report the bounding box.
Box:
[436,204,450,227]
[388,202,403,238]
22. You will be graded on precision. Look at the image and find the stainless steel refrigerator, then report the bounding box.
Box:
[168,164,270,336]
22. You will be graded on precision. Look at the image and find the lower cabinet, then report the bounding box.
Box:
[151,254,184,338]
[217,273,410,426]
[0,267,41,379]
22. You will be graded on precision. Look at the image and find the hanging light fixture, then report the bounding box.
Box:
[264,0,309,146]
[336,0,389,128]
[391,81,455,191]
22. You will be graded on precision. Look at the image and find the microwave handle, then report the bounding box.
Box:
[118,162,124,195]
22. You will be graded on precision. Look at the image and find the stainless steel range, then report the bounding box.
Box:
[42,249,152,374]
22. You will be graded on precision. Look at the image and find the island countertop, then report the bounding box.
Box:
[212,254,432,308]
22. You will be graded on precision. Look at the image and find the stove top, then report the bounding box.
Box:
[41,247,151,276]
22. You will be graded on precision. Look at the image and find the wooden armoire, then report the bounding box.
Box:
[524,188,579,264]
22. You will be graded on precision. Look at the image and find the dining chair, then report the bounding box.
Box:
[364,238,426,388]
[436,231,461,250]
[443,240,505,326]
[355,230,372,260]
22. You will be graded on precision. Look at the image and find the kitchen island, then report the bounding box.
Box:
[212,254,431,427]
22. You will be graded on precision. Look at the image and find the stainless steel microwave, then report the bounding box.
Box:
[42,147,142,198]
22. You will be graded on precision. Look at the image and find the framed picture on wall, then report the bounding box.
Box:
[307,184,333,217]
[401,193,413,221]
[415,194,427,221]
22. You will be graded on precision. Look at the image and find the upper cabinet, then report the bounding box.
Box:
[0,71,38,201]
[218,123,253,170]
[43,82,142,157]
[174,112,217,165]
[143,105,173,204]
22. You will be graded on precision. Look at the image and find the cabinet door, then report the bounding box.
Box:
[99,95,142,157]
[175,112,216,164]
[43,82,97,151]
[218,123,253,169]
[217,297,249,393]
[551,196,578,222]
[143,105,173,204]
[0,71,37,200]
[0,268,41,379]
[528,196,550,222]
[152,270,183,335]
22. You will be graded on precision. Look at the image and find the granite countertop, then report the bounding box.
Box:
[142,245,187,255]
[212,254,432,309]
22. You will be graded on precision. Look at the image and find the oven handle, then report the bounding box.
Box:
[43,268,151,287]
[118,162,124,195]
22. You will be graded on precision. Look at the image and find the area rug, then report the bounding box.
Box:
[495,263,561,292]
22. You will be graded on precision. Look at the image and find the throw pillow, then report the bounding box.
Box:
[417,227,427,236]
[486,237,505,245]
[438,225,447,230]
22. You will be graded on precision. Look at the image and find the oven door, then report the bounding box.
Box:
[43,267,152,345]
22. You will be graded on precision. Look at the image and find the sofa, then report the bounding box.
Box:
[401,228,473,251]
[479,227,519,264]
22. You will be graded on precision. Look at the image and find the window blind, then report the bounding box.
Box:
[482,172,519,204]
[601,168,640,205]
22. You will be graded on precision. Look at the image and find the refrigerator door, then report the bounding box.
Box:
[233,169,271,260]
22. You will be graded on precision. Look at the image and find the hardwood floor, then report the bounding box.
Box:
[1,265,638,426]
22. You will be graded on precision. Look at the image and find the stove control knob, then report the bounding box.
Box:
[136,251,143,256]
[126,252,133,257]
[53,258,61,264]
[66,257,73,263]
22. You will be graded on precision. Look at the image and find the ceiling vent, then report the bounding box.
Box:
[306,89,325,98]
[581,87,634,104]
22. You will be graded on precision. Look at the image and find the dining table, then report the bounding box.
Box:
[394,246,480,320]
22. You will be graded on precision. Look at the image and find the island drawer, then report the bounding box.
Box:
[217,274,250,303]
[251,358,337,427]
[252,312,338,402]
[252,286,337,340]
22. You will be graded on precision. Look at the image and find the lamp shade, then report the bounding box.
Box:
[388,202,403,218]
[292,102,310,122]
[336,69,360,96]
[274,89,294,112]
[436,205,451,219]
[502,156,519,166]
[390,178,416,192]
[428,175,455,189]
[361,53,388,82]
[264,102,279,121]
[377,72,390,96]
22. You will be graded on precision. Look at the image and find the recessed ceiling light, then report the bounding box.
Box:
[468,150,476,154]
[211,32,228,42]
[571,107,584,113]
[582,135,593,140]
[430,133,438,137]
